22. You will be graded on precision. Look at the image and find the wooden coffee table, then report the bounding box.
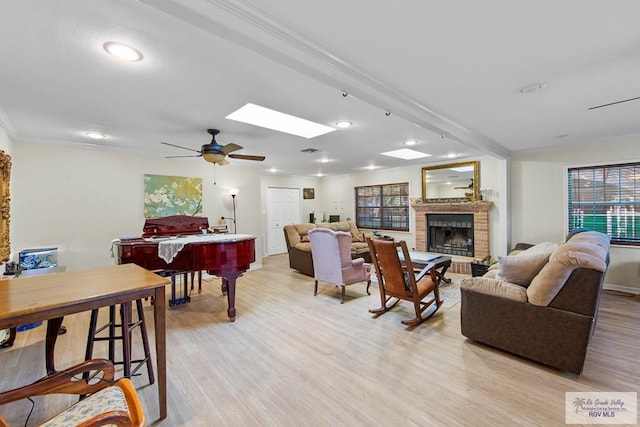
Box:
[397,250,452,285]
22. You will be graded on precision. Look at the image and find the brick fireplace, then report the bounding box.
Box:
[412,201,492,273]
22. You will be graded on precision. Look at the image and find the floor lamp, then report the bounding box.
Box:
[229,188,239,234]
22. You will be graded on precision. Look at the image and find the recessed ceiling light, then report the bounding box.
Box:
[380,148,431,160]
[85,131,106,139]
[103,42,143,62]
[366,165,376,170]
[226,103,335,139]
[269,168,277,173]
[335,120,352,129]
[320,158,329,163]
[316,173,324,177]
[520,82,546,94]
[404,139,418,146]
[446,153,458,159]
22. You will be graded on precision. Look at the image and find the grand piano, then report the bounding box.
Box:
[114,215,256,321]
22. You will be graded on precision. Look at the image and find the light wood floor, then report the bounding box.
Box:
[1,254,639,426]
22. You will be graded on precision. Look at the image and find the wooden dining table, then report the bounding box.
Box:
[0,263,170,420]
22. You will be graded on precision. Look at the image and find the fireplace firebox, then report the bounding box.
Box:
[427,214,474,256]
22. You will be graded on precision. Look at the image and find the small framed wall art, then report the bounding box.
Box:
[303,188,315,199]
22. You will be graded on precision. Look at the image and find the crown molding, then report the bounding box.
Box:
[0,106,17,139]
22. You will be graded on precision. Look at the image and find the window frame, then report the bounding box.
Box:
[354,182,410,232]
[567,161,640,246]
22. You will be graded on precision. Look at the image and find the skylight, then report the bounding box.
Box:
[380,148,431,160]
[226,103,336,139]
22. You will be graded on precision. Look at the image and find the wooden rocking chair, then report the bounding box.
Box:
[367,238,442,326]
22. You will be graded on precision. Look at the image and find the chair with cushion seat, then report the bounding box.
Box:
[367,237,442,326]
[0,359,144,427]
[308,228,371,303]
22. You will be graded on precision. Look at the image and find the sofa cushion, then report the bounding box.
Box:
[527,232,610,306]
[294,242,312,251]
[520,241,558,256]
[332,222,352,232]
[294,223,317,236]
[495,251,551,287]
[351,233,365,242]
[351,241,369,254]
[316,222,337,231]
[461,277,528,302]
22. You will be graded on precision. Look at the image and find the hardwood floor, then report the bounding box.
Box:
[1,254,639,426]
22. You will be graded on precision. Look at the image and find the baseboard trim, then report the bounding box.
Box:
[603,283,640,295]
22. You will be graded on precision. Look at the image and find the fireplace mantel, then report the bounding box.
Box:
[412,201,492,261]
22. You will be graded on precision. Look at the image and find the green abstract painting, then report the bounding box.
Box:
[144,174,203,218]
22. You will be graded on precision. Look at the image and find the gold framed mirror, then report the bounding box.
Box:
[0,150,10,262]
[421,160,479,202]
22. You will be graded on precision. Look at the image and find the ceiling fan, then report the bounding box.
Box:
[454,179,473,189]
[161,129,266,165]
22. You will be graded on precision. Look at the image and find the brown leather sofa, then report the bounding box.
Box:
[283,221,371,276]
[460,229,611,374]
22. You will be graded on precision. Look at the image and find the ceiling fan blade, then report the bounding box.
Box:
[165,154,202,159]
[219,143,243,154]
[228,154,266,161]
[588,95,640,110]
[218,158,230,166]
[161,141,202,153]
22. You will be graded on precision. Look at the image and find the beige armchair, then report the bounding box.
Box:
[308,228,371,303]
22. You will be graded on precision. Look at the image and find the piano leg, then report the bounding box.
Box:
[221,273,241,322]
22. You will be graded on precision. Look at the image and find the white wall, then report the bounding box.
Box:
[11,142,262,270]
[511,136,640,291]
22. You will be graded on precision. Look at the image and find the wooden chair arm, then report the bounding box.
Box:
[415,262,437,283]
[0,359,115,406]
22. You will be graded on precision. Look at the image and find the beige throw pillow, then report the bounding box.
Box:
[495,252,551,287]
[520,241,558,255]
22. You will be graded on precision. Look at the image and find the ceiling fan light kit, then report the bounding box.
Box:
[162,128,265,166]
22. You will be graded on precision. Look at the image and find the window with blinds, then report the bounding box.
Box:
[355,182,409,231]
[568,162,640,245]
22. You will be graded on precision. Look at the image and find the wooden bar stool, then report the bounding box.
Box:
[85,299,154,384]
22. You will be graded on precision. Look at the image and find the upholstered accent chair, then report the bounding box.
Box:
[0,359,144,427]
[367,238,442,326]
[308,228,371,303]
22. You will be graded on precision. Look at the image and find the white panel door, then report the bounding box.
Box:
[267,187,300,255]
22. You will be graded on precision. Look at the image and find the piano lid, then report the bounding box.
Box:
[142,215,210,237]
